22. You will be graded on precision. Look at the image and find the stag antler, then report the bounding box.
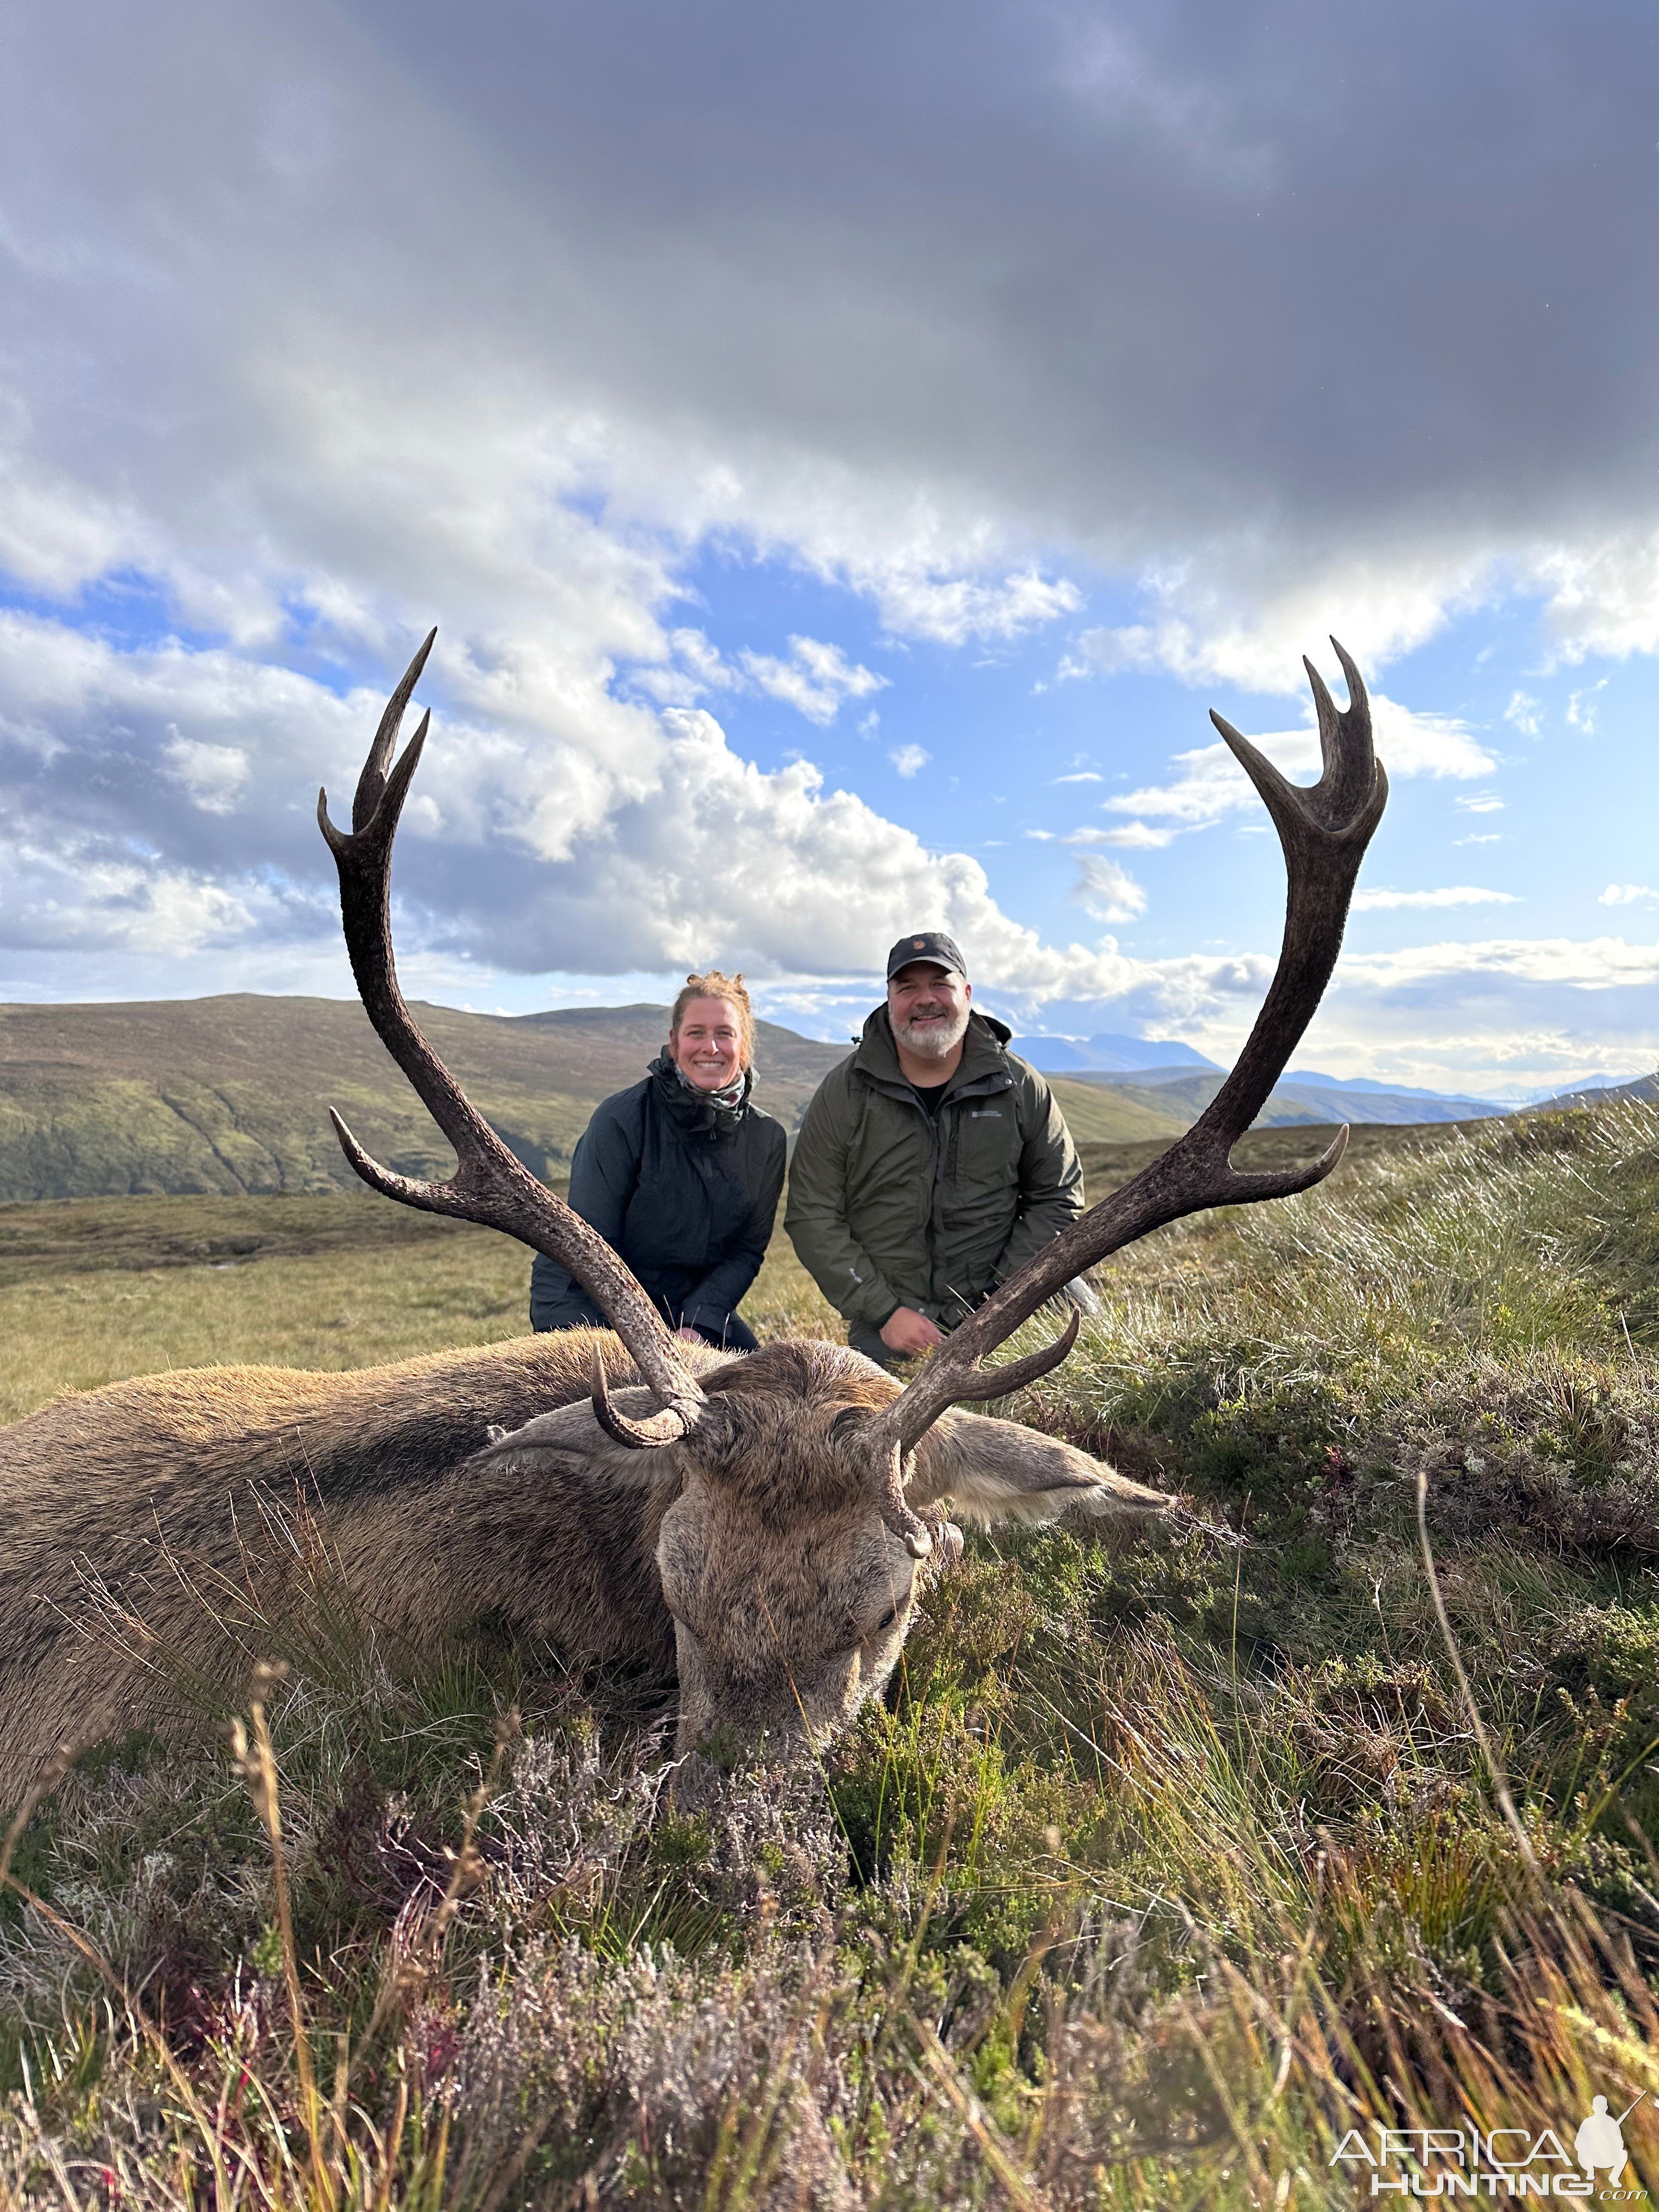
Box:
[864,640,1388,1552]
[317,631,708,1446]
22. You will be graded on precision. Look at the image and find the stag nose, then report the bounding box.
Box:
[669,1715,811,1803]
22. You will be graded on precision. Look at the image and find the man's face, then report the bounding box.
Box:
[888,961,972,1060]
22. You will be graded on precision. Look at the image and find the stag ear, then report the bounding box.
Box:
[471,1392,690,1488]
[905,1408,1171,1528]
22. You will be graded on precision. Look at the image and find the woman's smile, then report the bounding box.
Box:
[672,996,746,1090]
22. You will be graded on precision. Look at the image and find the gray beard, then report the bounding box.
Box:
[894,1005,969,1060]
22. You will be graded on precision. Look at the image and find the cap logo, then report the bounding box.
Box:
[913,938,925,948]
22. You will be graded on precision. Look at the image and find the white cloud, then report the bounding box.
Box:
[1454,832,1503,845]
[1503,690,1542,736]
[1062,554,1496,694]
[1528,532,1659,666]
[1600,884,1659,907]
[1051,770,1103,784]
[889,743,929,777]
[740,635,887,725]
[867,567,1080,645]
[1102,693,1495,828]
[629,626,743,704]
[0,612,1155,1003]
[163,734,251,815]
[1352,885,1519,911]
[1071,822,1175,849]
[1454,793,1505,815]
[1338,936,1659,993]
[1566,678,1607,733]
[1070,856,1147,924]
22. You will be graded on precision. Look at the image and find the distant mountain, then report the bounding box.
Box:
[1059,1068,1502,1130]
[1285,1069,1503,1107]
[1088,1064,1226,1091]
[1529,1070,1659,1114]
[1269,1079,1500,1126]
[0,995,849,1202]
[1010,1032,1222,1074]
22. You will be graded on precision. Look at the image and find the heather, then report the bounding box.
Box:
[2,1104,1657,2206]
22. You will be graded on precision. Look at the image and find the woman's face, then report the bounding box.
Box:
[670,997,745,1091]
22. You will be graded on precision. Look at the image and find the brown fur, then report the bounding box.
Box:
[0,1328,1168,1800]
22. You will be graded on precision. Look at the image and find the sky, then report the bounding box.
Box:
[2,0,1657,1100]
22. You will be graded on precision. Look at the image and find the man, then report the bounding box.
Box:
[785,932,1085,1367]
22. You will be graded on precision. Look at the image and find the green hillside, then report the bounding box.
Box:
[1046,1073,1186,1142]
[1066,1067,1336,1128]
[0,995,849,1201]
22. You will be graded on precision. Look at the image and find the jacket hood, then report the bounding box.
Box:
[853,1005,1012,1087]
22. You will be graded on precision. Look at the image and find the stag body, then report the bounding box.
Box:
[0,1330,1135,1798]
[0,634,1385,1802]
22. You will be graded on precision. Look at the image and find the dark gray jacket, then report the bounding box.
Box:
[784,1008,1084,1334]
[531,1056,787,1342]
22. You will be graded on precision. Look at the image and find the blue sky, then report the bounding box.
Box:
[1,0,1657,1101]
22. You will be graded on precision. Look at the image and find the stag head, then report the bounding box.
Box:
[319,633,1385,1765]
[462,1336,1148,1760]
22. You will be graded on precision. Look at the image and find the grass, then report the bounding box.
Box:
[1,1105,1657,2205]
[0,1193,838,1423]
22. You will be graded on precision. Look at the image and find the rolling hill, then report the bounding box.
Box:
[0,995,849,1201]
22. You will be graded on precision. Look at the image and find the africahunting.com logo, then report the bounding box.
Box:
[1331,2094,1648,2198]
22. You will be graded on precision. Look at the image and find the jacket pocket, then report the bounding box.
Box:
[948,1101,1020,1191]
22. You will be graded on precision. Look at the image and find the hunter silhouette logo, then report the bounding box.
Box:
[1576,2097,1638,2190]
[1331,2093,1648,2195]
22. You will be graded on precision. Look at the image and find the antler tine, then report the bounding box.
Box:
[868,647,1387,1463]
[356,628,435,832]
[591,1345,706,1450]
[319,635,708,1442]
[928,1302,1081,1403]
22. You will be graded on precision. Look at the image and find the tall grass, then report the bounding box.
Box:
[2,1105,1657,2205]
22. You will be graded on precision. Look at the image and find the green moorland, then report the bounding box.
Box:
[2,1107,1658,2206]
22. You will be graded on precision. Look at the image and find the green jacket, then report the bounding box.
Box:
[785,1008,1085,1334]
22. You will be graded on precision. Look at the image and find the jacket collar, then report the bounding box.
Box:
[853,1005,1013,1093]
[648,1051,754,1135]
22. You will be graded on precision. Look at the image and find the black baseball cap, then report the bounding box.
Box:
[885,931,968,981]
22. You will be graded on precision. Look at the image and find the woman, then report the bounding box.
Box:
[529,972,788,1351]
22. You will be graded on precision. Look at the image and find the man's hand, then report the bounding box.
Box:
[673,1326,706,1345]
[879,1306,945,1356]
